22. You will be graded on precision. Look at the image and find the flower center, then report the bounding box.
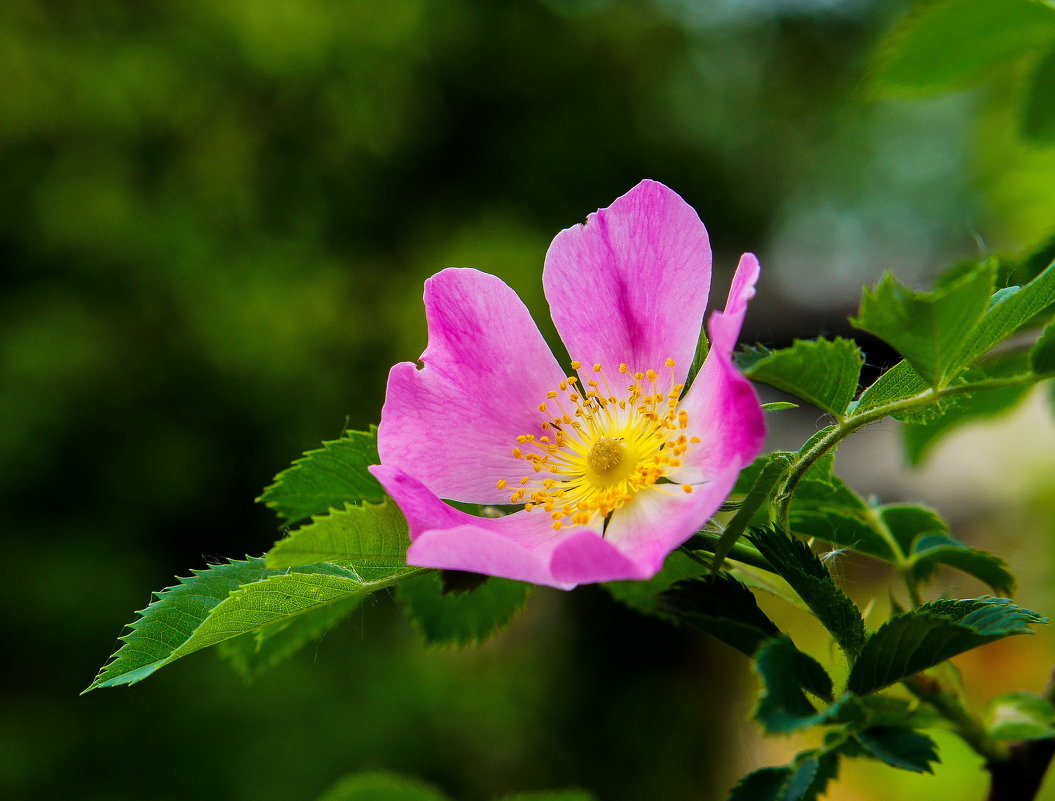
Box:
[497,359,700,531]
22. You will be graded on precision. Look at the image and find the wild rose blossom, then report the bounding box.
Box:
[369,180,765,589]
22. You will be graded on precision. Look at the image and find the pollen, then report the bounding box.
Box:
[500,358,699,530]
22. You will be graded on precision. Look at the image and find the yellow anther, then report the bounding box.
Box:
[682,484,693,494]
[500,358,700,530]
[496,479,508,490]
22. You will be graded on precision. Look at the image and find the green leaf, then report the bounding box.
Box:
[910,534,1015,595]
[396,571,532,646]
[754,637,833,733]
[852,360,930,417]
[877,504,947,555]
[1021,44,1055,143]
[855,727,939,773]
[265,498,410,574]
[852,264,996,387]
[315,772,450,801]
[741,338,863,417]
[604,550,708,619]
[728,755,835,801]
[986,691,1055,740]
[218,594,364,681]
[749,528,867,658]
[660,573,780,656]
[873,0,1055,95]
[762,402,800,411]
[790,509,896,562]
[87,557,291,691]
[1032,318,1055,373]
[847,598,1046,695]
[258,428,385,523]
[955,256,1055,367]
[86,558,421,691]
[660,576,832,700]
[792,473,868,517]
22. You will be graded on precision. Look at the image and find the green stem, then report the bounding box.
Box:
[777,371,1049,529]
[684,532,775,574]
[904,673,1007,764]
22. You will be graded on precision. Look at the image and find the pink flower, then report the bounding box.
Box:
[369,180,765,589]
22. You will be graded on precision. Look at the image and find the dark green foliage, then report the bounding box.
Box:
[910,535,1014,596]
[854,727,939,773]
[1023,45,1055,143]
[741,338,863,417]
[728,754,837,801]
[396,571,533,646]
[604,550,709,619]
[753,637,832,733]
[749,529,867,658]
[1031,319,1055,373]
[661,576,832,700]
[660,573,780,657]
[873,0,1055,94]
[710,453,793,571]
[847,598,1046,695]
[877,504,947,554]
[258,429,386,524]
[852,264,996,387]
[790,510,896,562]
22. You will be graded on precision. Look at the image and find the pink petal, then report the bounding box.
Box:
[674,253,766,484]
[377,268,568,505]
[370,465,600,590]
[585,476,741,578]
[543,180,711,389]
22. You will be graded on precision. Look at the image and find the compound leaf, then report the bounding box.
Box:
[848,598,1046,695]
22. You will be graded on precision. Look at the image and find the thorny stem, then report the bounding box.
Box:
[763,369,1054,786]
[776,372,1049,533]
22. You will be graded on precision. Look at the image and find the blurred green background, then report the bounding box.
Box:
[4,0,1055,799]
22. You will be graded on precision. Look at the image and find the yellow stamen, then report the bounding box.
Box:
[502,357,699,530]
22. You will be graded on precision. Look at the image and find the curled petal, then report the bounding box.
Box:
[543,180,711,389]
[370,465,600,589]
[586,476,741,578]
[377,268,567,505]
[674,253,766,484]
